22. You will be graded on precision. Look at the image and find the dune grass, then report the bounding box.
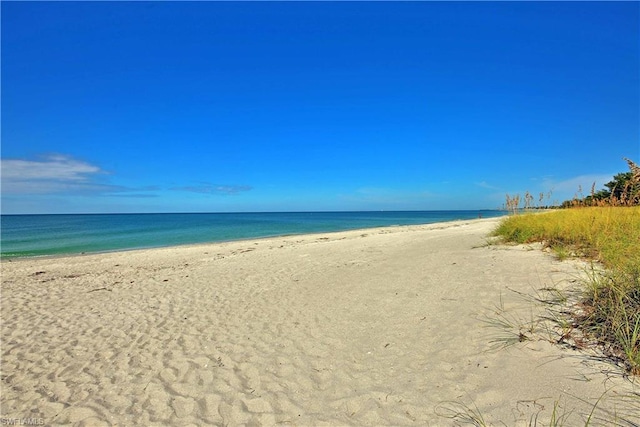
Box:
[492,206,640,375]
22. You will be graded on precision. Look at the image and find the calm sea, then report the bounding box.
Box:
[1,211,506,258]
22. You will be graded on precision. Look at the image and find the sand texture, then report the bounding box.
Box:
[1,218,638,426]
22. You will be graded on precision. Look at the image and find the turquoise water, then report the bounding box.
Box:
[1,211,506,258]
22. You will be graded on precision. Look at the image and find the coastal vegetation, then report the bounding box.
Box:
[562,158,640,208]
[493,158,640,375]
[503,157,639,212]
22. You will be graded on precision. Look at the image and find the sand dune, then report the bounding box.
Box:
[1,218,637,426]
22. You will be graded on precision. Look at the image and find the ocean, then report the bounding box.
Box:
[1,210,506,258]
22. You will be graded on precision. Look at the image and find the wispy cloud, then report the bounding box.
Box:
[539,173,615,194]
[475,181,502,191]
[0,154,156,196]
[2,154,102,181]
[172,183,252,195]
[1,155,252,200]
[2,155,105,194]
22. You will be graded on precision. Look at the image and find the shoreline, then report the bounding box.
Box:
[2,216,637,425]
[2,216,502,262]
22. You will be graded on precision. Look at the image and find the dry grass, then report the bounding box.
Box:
[460,158,640,426]
[492,206,640,375]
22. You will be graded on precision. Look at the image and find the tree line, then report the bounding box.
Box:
[503,157,640,213]
[561,157,640,208]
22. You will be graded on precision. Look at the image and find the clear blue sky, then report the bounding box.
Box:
[2,1,638,214]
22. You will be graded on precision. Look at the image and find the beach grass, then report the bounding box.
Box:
[492,206,640,375]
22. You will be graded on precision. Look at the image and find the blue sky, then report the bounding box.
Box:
[2,1,638,214]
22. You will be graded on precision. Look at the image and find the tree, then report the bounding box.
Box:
[567,157,640,207]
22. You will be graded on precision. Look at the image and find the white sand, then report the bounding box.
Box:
[1,218,638,426]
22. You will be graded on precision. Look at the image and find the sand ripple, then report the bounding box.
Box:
[2,219,638,426]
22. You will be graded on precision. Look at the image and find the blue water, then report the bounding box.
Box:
[1,211,506,258]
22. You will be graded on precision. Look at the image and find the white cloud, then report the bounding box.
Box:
[540,173,615,194]
[1,155,252,200]
[0,154,148,196]
[1,155,110,194]
[2,154,102,181]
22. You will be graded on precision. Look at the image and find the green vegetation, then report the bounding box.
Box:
[494,158,640,375]
[564,158,640,208]
[438,391,640,426]
[502,157,640,212]
[493,206,640,375]
[455,158,640,427]
[494,207,640,271]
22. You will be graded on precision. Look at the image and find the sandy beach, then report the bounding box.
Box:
[1,217,638,426]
